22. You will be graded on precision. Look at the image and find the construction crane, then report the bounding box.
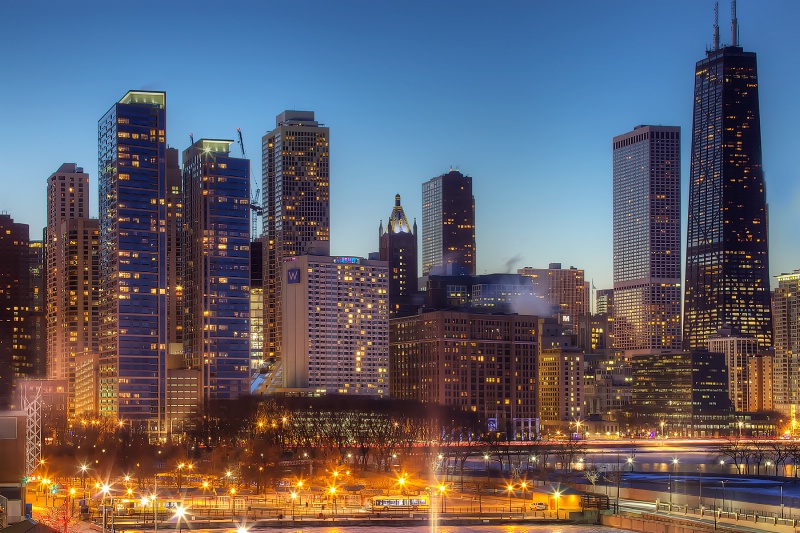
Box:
[239,128,262,240]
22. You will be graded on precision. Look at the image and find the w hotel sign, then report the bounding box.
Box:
[287,268,300,284]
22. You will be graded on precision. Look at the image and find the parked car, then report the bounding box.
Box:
[531,502,547,510]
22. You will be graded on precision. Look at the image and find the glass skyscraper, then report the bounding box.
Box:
[98,91,167,432]
[683,29,772,350]
[421,169,475,277]
[183,139,251,404]
[612,125,682,353]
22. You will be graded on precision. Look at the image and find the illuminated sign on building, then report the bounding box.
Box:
[333,257,361,265]
[287,268,300,284]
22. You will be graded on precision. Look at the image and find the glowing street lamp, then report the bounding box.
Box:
[329,486,337,519]
[627,456,634,472]
[173,505,186,533]
[437,483,447,513]
[484,454,490,482]
[290,491,297,519]
[506,483,514,512]
[236,526,248,533]
[554,490,561,517]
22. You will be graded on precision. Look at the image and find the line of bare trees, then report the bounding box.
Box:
[715,437,800,477]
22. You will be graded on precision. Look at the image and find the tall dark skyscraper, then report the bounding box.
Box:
[684,6,772,350]
[612,125,682,353]
[98,91,168,431]
[379,194,418,318]
[421,169,476,276]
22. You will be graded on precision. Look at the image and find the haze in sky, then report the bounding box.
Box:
[1,0,798,292]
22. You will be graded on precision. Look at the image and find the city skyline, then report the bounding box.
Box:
[1,1,799,291]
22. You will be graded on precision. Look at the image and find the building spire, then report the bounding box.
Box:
[713,1,720,50]
[731,0,738,47]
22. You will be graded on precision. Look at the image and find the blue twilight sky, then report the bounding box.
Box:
[1,0,798,293]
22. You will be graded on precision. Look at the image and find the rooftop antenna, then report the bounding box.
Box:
[713,1,720,50]
[731,0,738,47]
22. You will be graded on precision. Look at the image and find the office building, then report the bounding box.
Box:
[282,254,388,396]
[684,9,772,349]
[379,194,418,317]
[421,169,475,276]
[595,288,614,316]
[518,263,586,334]
[262,111,330,381]
[390,309,538,439]
[612,125,682,353]
[773,270,800,417]
[707,327,758,413]
[98,90,168,432]
[45,163,89,382]
[0,214,32,408]
[183,139,251,404]
[631,350,730,437]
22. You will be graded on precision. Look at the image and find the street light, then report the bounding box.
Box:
[720,480,726,513]
[627,456,634,472]
[174,505,185,533]
[506,483,514,512]
[521,481,528,505]
[290,491,297,519]
[329,486,337,519]
[437,483,447,514]
[554,490,561,518]
[484,454,490,482]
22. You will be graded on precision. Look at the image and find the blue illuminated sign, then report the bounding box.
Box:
[287,268,300,284]
[333,257,360,264]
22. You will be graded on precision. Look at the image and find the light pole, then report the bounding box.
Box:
[80,465,87,497]
[627,457,634,472]
[521,481,528,505]
[781,484,784,519]
[698,468,702,509]
[290,491,297,520]
[438,484,447,514]
[720,480,726,513]
[506,484,514,513]
[484,454,490,483]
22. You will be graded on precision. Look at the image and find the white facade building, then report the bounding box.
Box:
[282,255,389,396]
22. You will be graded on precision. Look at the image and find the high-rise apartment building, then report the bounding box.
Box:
[707,327,758,413]
[183,139,251,404]
[29,240,46,377]
[421,170,475,276]
[98,90,168,432]
[773,270,800,417]
[0,214,32,408]
[59,218,99,416]
[518,263,587,334]
[612,125,682,353]
[46,163,89,381]
[684,11,772,350]
[379,194,418,317]
[538,348,584,430]
[282,254,388,396]
[390,310,538,439]
[262,111,330,378]
[165,148,183,348]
